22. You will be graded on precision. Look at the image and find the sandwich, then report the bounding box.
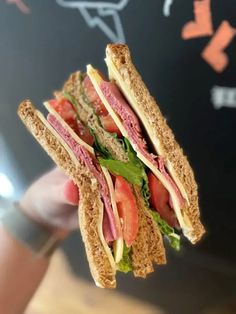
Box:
[18,44,205,289]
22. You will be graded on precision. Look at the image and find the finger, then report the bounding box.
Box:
[63,180,80,205]
[66,211,79,230]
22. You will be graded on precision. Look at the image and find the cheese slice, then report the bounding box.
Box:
[36,109,117,272]
[87,64,194,241]
[43,102,124,263]
[136,151,193,239]
[87,65,128,139]
[44,101,94,154]
[102,166,123,264]
[105,56,190,206]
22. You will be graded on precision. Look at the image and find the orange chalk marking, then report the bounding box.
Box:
[182,0,213,39]
[202,21,236,72]
[6,0,30,14]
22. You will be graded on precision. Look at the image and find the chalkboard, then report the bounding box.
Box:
[0,0,235,264]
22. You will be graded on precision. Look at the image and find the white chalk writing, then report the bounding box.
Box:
[163,0,174,17]
[211,86,236,109]
[56,0,129,42]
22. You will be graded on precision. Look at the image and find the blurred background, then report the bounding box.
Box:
[0,1,236,313]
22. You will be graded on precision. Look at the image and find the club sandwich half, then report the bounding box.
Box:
[18,44,205,289]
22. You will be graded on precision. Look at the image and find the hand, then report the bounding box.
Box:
[19,168,80,238]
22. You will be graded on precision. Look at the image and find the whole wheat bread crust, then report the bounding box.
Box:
[18,100,116,288]
[132,186,166,278]
[62,73,168,274]
[106,44,205,243]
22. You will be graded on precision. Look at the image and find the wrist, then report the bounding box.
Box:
[1,203,63,258]
[18,201,69,240]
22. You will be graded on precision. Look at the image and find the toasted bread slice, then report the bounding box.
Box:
[132,186,166,278]
[62,71,128,162]
[61,73,167,272]
[18,100,116,288]
[105,44,205,244]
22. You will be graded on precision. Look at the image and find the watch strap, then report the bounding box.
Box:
[1,203,61,257]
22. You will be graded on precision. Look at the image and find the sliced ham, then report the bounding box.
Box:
[47,113,118,242]
[157,157,185,209]
[100,81,185,209]
[100,82,148,157]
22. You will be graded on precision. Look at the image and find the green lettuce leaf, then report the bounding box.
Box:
[117,244,132,273]
[149,210,180,251]
[97,138,148,188]
[95,137,151,205]
[93,135,180,251]
[98,157,144,186]
[141,172,151,207]
[89,128,112,159]
[63,91,88,125]
[63,92,78,112]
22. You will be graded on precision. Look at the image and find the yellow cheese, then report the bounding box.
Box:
[45,100,124,262]
[36,110,117,272]
[87,65,128,138]
[101,166,123,264]
[166,160,190,206]
[37,110,82,166]
[105,56,190,206]
[96,186,117,272]
[87,64,194,241]
[44,101,94,154]
[136,151,193,239]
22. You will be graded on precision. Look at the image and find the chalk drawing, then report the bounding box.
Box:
[6,0,30,14]
[202,21,236,73]
[211,86,236,109]
[182,0,213,39]
[56,0,129,43]
[163,0,174,17]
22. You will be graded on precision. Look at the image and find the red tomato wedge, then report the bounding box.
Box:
[148,172,179,228]
[83,75,108,116]
[100,114,122,137]
[48,98,94,146]
[76,121,94,146]
[115,176,139,247]
[48,98,76,126]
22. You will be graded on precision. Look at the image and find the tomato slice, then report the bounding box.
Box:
[48,98,76,126]
[115,176,138,247]
[83,75,108,116]
[148,172,179,228]
[100,114,122,137]
[76,121,94,146]
[48,98,94,146]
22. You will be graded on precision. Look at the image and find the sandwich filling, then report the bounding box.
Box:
[45,68,181,274]
[34,108,118,272]
[87,65,194,240]
[44,99,126,265]
[47,113,118,242]
[99,80,185,210]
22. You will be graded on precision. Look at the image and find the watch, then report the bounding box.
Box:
[0,203,61,257]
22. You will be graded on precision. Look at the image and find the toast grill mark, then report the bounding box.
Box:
[201,21,236,73]
[163,0,174,17]
[182,0,213,39]
[211,86,236,110]
[56,0,129,43]
[5,0,30,14]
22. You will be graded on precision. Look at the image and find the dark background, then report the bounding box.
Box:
[0,1,235,313]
